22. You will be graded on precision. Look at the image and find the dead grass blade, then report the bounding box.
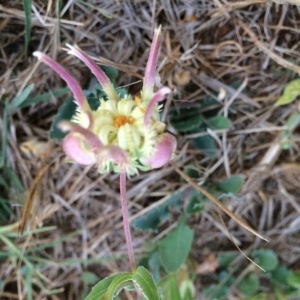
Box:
[18,163,48,234]
[218,212,266,272]
[237,19,300,74]
[18,143,53,234]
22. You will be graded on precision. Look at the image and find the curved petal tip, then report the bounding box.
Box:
[147,133,177,169]
[63,133,96,165]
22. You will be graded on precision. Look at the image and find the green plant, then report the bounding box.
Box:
[169,96,232,158]
[0,224,64,299]
[134,172,245,299]
[201,249,300,299]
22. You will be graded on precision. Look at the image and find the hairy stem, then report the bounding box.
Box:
[119,172,136,270]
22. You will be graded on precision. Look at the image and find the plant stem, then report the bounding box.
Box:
[119,172,136,270]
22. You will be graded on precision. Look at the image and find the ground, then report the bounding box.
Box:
[1,1,300,299]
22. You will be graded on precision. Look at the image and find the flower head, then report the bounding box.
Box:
[34,27,176,176]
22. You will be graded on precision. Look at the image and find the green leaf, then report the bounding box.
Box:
[106,273,133,299]
[163,275,182,300]
[170,106,203,132]
[216,175,244,194]
[84,274,118,300]
[82,272,100,285]
[184,165,200,179]
[274,79,300,106]
[192,135,217,158]
[22,0,32,56]
[185,190,206,215]
[217,252,238,268]
[49,97,77,140]
[251,250,279,271]
[238,274,259,296]
[101,66,119,83]
[85,273,130,300]
[287,271,300,288]
[147,252,161,283]
[133,266,160,300]
[274,287,289,300]
[202,284,229,299]
[132,188,186,232]
[200,96,220,111]
[10,84,35,110]
[218,270,235,285]
[115,87,128,99]
[85,83,107,110]
[159,222,194,273]
[205,115,232,130]
[179,279,195,300]
[279,112,300,149]
[249,292,268,300]
[271,266,291,286]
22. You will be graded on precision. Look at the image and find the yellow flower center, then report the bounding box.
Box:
[114,115,134,128]
[72,97,165,174]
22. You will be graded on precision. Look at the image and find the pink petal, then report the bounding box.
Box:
[147,133,177,169]
[144,87,171,126]
[33,51,89,111]
[63,133,96,165]
[66,44,119,102]
[59,121,103,149]
[143,27,161,100]
[98,145,128,169]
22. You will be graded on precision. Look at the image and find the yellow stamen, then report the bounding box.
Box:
[134,95,141,105]
[114,115,134,128]
[134,95,145,114]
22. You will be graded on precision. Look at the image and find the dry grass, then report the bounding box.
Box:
[1,0,300,299]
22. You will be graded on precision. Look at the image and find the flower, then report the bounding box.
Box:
[33,27,176,176]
